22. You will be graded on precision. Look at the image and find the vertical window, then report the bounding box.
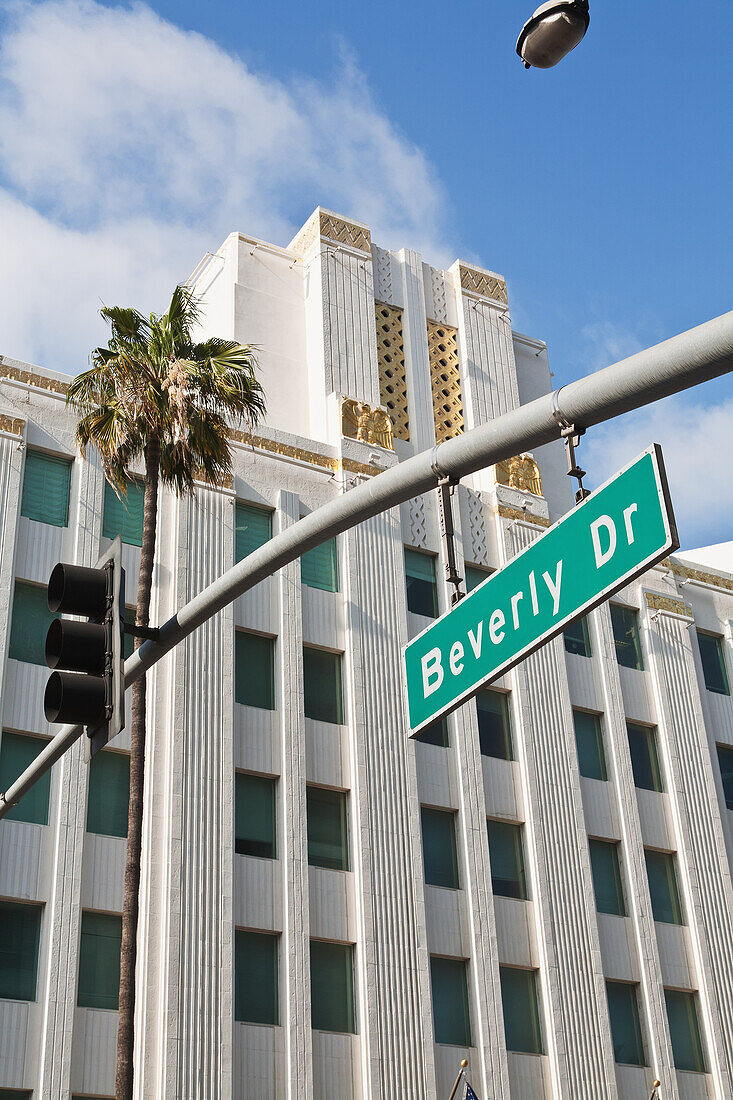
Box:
[573,710,607,781]
[564,615,591,658]
[697,631,730,695]
[303,647,343,724]
[487,820,527,900]
[235,773,276,858]
[606,981,646,1065]
[235,632,275,710]
[21,450,72,527]
[465,564,493,592]
[234,930,279,1024]
[589,839,626,916]
[77,911,122,1010]
[86,751,130,839]
[717,744,733,810]
[476,690,513,760]
[404,549,438,618]
[627,722,663,792]
[645,850,684,925]
[430,957,471,1046]
[235,503,273,562]
[310,941,355,1033]
[665,989,707,1072]
[611,604,644,671]
[421,807,460,889]
[102,479,144,547]
[0,732,51,825]
[418,718,449,748]
[0,900,41,1000]
[301,538,339,592]
[499,967,543,1054]
[8,581,54,665]
[123,607,136,661]
[307,787,349,871]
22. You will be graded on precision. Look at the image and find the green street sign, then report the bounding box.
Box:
[403,445,678,735]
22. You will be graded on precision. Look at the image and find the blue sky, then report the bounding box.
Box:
[0,0,731,548]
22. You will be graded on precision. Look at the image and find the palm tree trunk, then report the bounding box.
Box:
[116,435,161,1100]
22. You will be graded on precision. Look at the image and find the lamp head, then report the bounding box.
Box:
[517,0,590,69]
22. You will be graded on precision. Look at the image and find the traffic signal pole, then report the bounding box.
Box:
[2,307,733,818]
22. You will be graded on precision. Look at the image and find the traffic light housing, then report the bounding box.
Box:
[44,537,125,758]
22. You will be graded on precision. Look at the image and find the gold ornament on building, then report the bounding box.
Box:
[341,398,394,451]
[458,264,508,305]
[427,320,464,444]
[375,302,409,441]
[494,454,543,497]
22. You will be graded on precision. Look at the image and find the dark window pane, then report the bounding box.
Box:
[465,565,493,592]
[77,911,122,1010]
[8,581,54,665]
[21,450,71,527]
[301,538,339,592]
[235,632,275,710]
[123,607,136,661]
[564,615,591,658]
[303,647,343,724]
[499,967,543,1054]
[645,850,684,925]
[235,503,272,563]
[418,718,449,748]
[87,751,130,838]
[589,839,626,916]
[487,820,527,900]
[235,773,276,859]
[574,711,607,781]
[606,981,646,1065]
[307,787,349,871]
[102,479,144,547]
[0,732,51,824]
[665,989,707,1072]
[310,941,355,1033]
[0,901,41,1000]
[421,808,460,889]
[717,744,733,810]
[430,957,471,1046]
[234,930,278,1024]
[476,690,513,760]
[697,632,730,695]
[627,722,663,792]
[404,549,438,618]
[611,605,644,670]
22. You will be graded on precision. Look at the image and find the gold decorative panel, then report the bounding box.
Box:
[459,263,508,305]
[494,453,543,497]
[375,302,409,441]
[427,320,464,444]
[341,398,394,451]
[0,414,25,437]
[645,592,693,618]
[290,210,371,256]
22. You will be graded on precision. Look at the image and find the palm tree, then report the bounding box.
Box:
[68,285,265,1100]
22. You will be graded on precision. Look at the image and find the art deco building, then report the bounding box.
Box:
[0,208,732,1100]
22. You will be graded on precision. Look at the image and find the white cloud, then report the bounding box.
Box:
[0,0,450,373]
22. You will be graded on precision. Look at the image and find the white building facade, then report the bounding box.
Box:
[0,207,732,1100]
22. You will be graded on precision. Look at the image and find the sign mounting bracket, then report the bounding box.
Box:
[431,448,464,606]
[552,391,591,506]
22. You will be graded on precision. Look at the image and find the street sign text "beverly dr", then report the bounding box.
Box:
[403,445,678,735]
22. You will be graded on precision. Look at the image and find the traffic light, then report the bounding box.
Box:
[44,536,125,758]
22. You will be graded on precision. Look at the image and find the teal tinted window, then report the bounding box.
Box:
[627,722,663,792]
[499,967,543,1054]
[418,718,449,748]
[234,930,278,1024]
[606,981,646,1065]
[611,604,644,670]
[21,450,71,527]
[589,839,626,916]
[574,711,607,781]
[564,614,591,657]
[0,732,51,825]
[301,538,339,592]
[697,631,730,695]
[123,607,136,661]
[404,549,438,618]
[487,820,527,900]
[465,565,493,592]
[102,479,144,546]
[665,989,707,1072]
[0,901,41,1000]
[0,1091,32,1098]
[430,956,471,1046]
[303,647,343,724]
[307,787,349,871]
[235,632,275,710]
[235,503,272,563]
[87,751,130,838]
[476,690,513,760]
[421,808,459,889]
[717,744,733,810]
[235,773,276,859]
[310,941,355,1033]
[645,850,683,925]
[77,911,122,1010]
[8,581,53,665]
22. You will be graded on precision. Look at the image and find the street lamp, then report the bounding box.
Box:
[517,0,590,69]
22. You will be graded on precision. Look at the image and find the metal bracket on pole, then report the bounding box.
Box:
[432,451,464,604]
[552,390,590,506]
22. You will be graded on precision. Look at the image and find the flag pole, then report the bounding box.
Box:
[447,1059,469,1100]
